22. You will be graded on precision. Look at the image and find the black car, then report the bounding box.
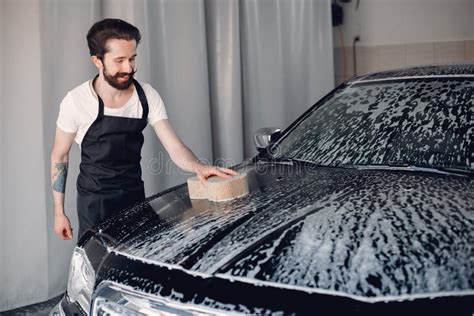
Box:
[52,65,473,315]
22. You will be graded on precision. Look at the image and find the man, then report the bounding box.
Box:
[50,19,238,241]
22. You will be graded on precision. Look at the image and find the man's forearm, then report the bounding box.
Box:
[51,161,68,216]
[169,145,203,173]
[152,120,236,179]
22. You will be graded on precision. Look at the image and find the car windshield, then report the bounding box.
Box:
[272,78,473,170]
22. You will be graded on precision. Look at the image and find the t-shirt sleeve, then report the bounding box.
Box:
[145,85,168,126]
[56,92,78,133]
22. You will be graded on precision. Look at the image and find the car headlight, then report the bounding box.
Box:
[67,246,96,312]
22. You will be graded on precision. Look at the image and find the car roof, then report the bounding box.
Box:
[347,64,474,85]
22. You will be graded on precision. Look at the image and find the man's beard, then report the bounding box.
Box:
[103,65,136,90]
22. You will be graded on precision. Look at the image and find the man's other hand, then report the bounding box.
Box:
[54,214,73,240]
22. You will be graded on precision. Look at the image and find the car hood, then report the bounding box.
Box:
[96,161,473,299]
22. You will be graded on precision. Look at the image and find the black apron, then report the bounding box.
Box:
[76,79,148,238]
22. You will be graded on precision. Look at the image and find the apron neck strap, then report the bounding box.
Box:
[133,79,149,120]
[93,76,148,119]
[97,95,105,117]
[91,75,105,118]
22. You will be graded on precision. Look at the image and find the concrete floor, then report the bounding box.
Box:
[1,295,62,316]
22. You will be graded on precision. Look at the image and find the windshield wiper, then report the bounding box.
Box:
[256,157,344,169]
[340,163,473,177]
[257,156,328,167]
[256,157,473,177]
[257,157,295,165]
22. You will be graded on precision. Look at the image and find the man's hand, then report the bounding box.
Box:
[195,164,240,186]
[54,214,73,240]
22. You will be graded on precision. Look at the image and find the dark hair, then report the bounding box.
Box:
[87,18,141,59]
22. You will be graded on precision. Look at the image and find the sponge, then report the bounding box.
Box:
[187,172,249,202]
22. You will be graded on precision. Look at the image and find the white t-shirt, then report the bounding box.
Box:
[56,79,168,146]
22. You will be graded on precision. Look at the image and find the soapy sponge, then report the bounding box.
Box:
[187,172,249,202]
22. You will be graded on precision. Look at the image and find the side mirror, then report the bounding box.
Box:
[254,127,281,152]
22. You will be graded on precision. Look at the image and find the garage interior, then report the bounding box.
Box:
[0,0,473,315]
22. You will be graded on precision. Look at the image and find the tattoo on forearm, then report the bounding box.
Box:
[52,162,68,193]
